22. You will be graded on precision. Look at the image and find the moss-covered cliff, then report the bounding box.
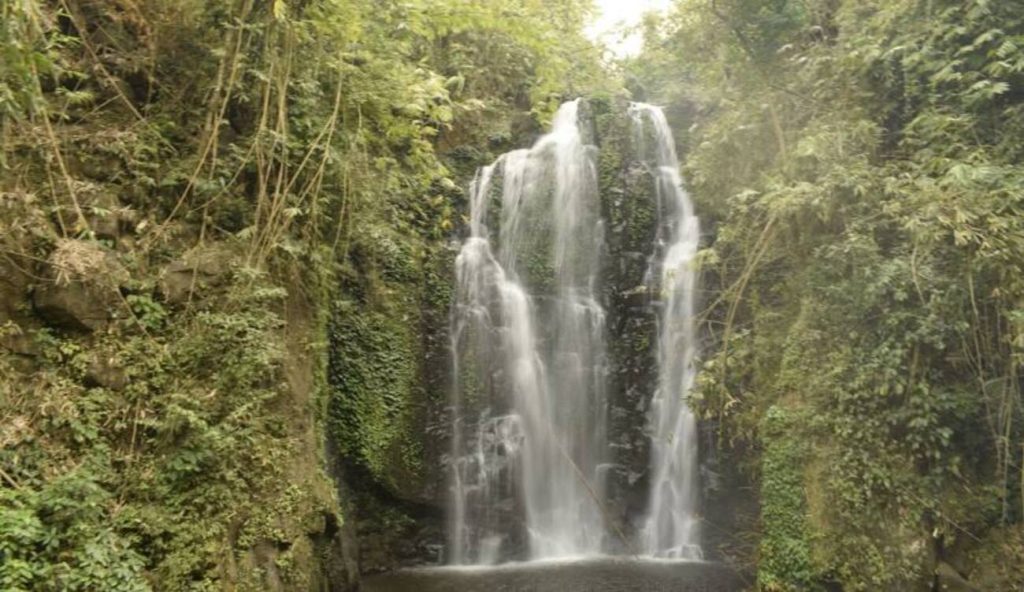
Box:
[0,1,607,590]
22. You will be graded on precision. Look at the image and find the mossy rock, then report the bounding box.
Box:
[758,405,821,591]
[329,301,424,495]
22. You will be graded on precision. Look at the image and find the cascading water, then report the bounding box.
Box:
[448,99,702,566]
[449,99,608,565]
[630,102,703,560]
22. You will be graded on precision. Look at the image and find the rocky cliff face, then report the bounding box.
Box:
[592,97,662,544]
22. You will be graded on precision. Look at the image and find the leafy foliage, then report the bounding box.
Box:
[757,406,816,592]
[630,0,1024,588]
[0,272,333,590]
[1,0,604,588]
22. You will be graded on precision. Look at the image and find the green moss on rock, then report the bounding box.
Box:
[758,405,820,591]
[327,216,452,504]
[329,301,421,489]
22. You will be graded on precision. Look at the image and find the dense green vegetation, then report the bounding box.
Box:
[0,0,603,589]
[628,0,1024,589]
[3,0,1023,590]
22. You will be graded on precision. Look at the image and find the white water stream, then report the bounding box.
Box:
[449,100,701,565]
[631,103,703,560]
[449,100,607,564]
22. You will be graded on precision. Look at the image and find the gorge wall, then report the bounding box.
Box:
[12,2,1020,591]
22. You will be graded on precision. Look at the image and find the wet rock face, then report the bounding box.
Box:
[698,424,758,564]
[593,98,661,537]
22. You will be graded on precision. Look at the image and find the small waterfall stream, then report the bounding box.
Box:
[448,99,702,565]
[630,103,703,560]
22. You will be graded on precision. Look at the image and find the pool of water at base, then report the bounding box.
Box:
[361,557,747,592]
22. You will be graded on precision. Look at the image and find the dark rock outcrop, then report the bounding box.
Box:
[936,561,981,592]
[32,239,127,332]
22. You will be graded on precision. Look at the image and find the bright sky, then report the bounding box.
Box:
[585,0,673,58]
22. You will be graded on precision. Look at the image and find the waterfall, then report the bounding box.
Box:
[631,102,703,560]
[448,99,702,565]
[449,99,608,564]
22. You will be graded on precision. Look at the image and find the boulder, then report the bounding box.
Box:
[84,193,138,243]
[159,260,203,305]
[84,355,127,390]
[0,324,39,373]
[34,280,118,332]
[158,245,234,305]
[32,239,127,332]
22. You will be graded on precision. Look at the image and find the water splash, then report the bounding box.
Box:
[449,100,609,564]
[630,102,703,560]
